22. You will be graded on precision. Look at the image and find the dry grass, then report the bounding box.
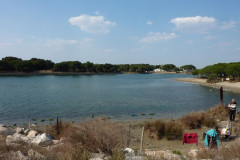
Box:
[46,120,75,140]
[145,120,183,140]
[197,143,240,159]
[179,104,224,129]
[145,120,166,139]
[47,120,128,155]
[72,120,128,154]
[165,121,183,140]
[1,120,128,159]
[180,111,216,129]
[208,104,229,121]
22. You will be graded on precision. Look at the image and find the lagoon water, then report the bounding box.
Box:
[0,73,239,125]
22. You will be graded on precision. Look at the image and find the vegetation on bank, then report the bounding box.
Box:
[0,56,196,73]
[192,62,240,82]
[145,104,229,139]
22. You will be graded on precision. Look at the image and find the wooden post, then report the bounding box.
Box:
[140,126,144,153]
[220,87,223,105]
[56,116,59,135]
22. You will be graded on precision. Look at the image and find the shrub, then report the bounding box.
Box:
[180,111,216,129]
[208,104,229,121]
[69,121,127,154]
[165,121,183,140]
[172,150,182,156]
[46,119,75,139]
[145,120,166,139]
[145,120,183,140]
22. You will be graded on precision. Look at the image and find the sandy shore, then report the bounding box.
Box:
[174,78,240,93]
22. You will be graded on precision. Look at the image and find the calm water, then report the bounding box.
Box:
[0,73,239,125]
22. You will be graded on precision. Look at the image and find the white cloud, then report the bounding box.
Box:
[14,38,24,43]
[235,47,240,51]
[220,21,236,30]
[146,21,153,25]
[140,32,177,43]
[204,35,217,41]
[69,14,116,34]
[0,42,13,48]
[44,38,93,47]
[187,40,194,44]
[103,49,117,53]
[170,16,216,33]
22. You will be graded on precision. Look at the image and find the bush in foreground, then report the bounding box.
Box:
[208,104,229,121]
[46,120,127,159]
[197,143,240,159]
[145,120,183,140]
[180,111,216,129]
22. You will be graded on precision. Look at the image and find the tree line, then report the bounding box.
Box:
[192,62,240,82]
[0,56,196,73]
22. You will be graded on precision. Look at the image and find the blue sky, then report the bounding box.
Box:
[0,0,240,68]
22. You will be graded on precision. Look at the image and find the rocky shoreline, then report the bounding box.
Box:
[0,123,198,160]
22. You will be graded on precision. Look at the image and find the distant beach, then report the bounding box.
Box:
[174,78,240,93]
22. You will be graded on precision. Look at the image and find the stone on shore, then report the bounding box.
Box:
[90,153,111,160]
[24,128,30,135]
[16,127,24,134]
[6,135,25,146]
[31,133,53,146]
[124,148,135,156]
[27,130,39,138]
[0,124,14,135]
[188,149,199,159]
[145,150,182,160]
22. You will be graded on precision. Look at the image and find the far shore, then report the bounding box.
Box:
[0,71,191,76]
[174,77,240,93]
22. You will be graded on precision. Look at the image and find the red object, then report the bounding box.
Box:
[183,133,198,146]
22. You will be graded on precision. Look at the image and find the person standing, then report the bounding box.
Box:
[228,99,237,121]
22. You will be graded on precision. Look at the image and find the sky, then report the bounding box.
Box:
[0,0,240,68]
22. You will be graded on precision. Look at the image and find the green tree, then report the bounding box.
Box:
[180,65,196,71]
[162,64,176,71]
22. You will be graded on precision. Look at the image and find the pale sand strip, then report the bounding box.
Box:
[174,78,240,93]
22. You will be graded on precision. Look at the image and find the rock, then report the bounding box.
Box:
[31,133,53,146]
[91,153,110,160]
[6,135,25,146]
[124,148,135,156]
[0,124,14,135]
[21,136,35,144]
[89,158,104,160]
[145,150,182,160]
[125,156,147,160]
[188,149,199,159]
[13,133,25,138]
[16,127,25,134]
[24,129,30,135]
[53,139,61,145]
[28,149,45,159]
[27,130,39,138]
